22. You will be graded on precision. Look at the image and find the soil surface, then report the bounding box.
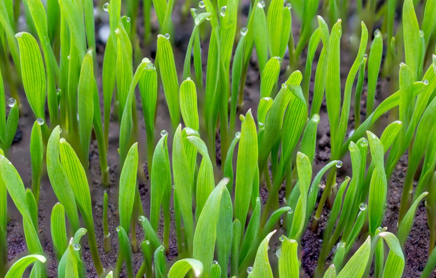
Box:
[5,1,435,278]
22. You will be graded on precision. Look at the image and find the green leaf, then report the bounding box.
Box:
[119,143,138,233]
[260,57,281,98]
[5,255,46,278]
[380,232,405,278]
[235,110,258,228]
[77,51,95,167]
[30,121,43,203]
[15,32,46,119]
[180,78,199,130]
[279,237,299,278]
[337,236,371,278]
[51,202,68,261]
[193,178,230,277]
[323,265,337,278]
[366,30,383,115]
[157,34,180,128]
[3,98,19,152]
[46,126,80,231]
[240,198,261,263]
[173,125,195,253]
[168,259,203,278]
[150,134,171,230]
[397,192,428,246]
[402,0,421,79]
[248,230,276,278]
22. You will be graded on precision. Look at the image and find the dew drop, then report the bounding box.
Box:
[145,63,156,70]
[160,130,168,137]
[191,8,198,18]
[186,77,192,81]
[363,53,368,59]
[126,17,131,23]
[7,98,16,107]
[185,127,198,136]
[199,1,205,8]
[213,260,218,265]
[259,122,265,130]
[424,79,429,85]
[103,2,109,12]
[275,248,282,258]
[287,208,293,214]
[274,56,282,64]
[400,62,406,67]
[281,83,288,89]
[116,226,121,232]
[285,2,292,9]
[172,184,176,189]
[257,0,265,8]
[220,6,227,16]
[67,55,71,60]
[235,131,241,138]
[336,160,343,168]
[359,203,367,211]
[164,33,170,40]
[138,215,146,222]
[240,27,248,36]
[312,114,320,123]
[247,266,253,274]
[266,246,270,250]
[145,240,150,245]
[73,243,81,251]
[360,139,368,147]
[279,235,285,242]
[37,118,44,126]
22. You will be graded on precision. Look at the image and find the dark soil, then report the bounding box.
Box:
[5,1,435,278]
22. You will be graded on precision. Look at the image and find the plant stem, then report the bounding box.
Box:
[312,168,337,231]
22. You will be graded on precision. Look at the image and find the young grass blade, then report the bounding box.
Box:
[257,97,273,126]
[235,110,258,229]
[115,22,133,118]
[103,191,111,253]
[302,28,321,101]
[397,192,428,247]
[5,255,46,278]
[119,143,138,234]
[138,59,158,173]
[150,134,171,234]
[216,189,233,278]
[0,154,44,259]
[46,126,80,231]
[26,189,38,231]
[180,78,199,130]
[422,0,436,51]
[154,245,167,278]
[267,0,284,57]
[157,34,180,129]
[278,237,299,278]
[379,232,405,278]
[231,219,241,276]
[323,265,337,278]
[102,34,116,147]
[30,120,43,204]
[299,114,320,162]
[247,230,276,278]
[168,259,203,278]
[173,125,195,254]
[253,4,268,74]
[402,0,421,80]
[15,32,46,119]
[289,152,312,240]
[367,131,387,235]
[0,148,5,276]
[139,215,163,250]
[240,198,261,263]
[59,139,104,275]
[260,57,281,98]
[193,178,230,276]
[77,51,95,168]
[336,236,371,278]
[51,203,68,261]
[366,30,382,115]
[354,56,367,128]
[223,132,240,192]
[116,226,133,278]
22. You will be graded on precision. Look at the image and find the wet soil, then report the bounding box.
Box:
[4,2,435,278]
